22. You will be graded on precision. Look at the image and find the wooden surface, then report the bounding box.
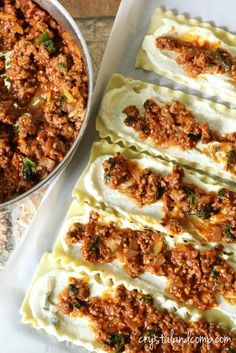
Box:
[0,0,120,269]
[60,0,120,19]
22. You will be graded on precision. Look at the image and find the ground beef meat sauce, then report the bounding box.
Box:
[165,244,236,311]
[156,36,236,80]
[65,211,165,278]
[102,154,236,243]
[123,99,236,173]
[65,213,236,311]
[57,279,236,353]
[0,0,88,203]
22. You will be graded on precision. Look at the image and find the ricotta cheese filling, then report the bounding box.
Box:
[140,17,236,102]
[99,75,236,178]
[27,268,236,352]
[83,153,236,246]
[57,210,236,316]
[27,269,106,351]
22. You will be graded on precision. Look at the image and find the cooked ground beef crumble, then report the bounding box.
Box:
[156,35,236,80]
[102,153,236,242]
[65,212,236,311]
[0,0,88,203]
[164,244,236,310]
[123,100,211,150]
[65,211,165,278]
[57,280,236,353]
[123,99,236,172]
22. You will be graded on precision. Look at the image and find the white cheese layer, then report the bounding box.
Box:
[84,154,222,220]
[59,213,168,294]
[27,267,236,339]
[22,253,236,348]
[56,210,236,324]
[139,17,236,103]
[28,269,106,352]
[81,152,236,253]
[99,75,236,179]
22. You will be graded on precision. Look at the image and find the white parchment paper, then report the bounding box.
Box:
[0,0,236,352]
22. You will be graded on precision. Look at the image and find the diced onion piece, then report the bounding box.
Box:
[14,23,23,34]
[153,239,163,256]
[69,97,83,118]
[106,238,120,252]
[0,13,15,20]
[63,88,76,103]
[154,253,166,266]
[124,249,139,258]
[30,93,46,109]
[224,292,236,305]
[188,217,208,232]
[38,157,56,172]
[79,109,86,119]
[46,90,51,104]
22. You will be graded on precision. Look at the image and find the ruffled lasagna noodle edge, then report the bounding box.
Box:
[21,253,236,351]
[135,7,236,101]
[72,139,234,205]
[96,73,236,184]
[20,253,120,353]
[51,197,236,328]
[72,139,236,255]
[53,197,236,269]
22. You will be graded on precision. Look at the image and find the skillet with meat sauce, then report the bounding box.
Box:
[0,0,88,204]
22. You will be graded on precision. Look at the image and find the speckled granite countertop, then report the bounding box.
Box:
[0,0,120,270]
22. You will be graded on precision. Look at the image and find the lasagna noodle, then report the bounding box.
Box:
[21,253,236,352]
[97,74,236,182]
[136,7,236,103]
[20,253,120,353]
[73,139,236,254]
[52,198,236,326]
